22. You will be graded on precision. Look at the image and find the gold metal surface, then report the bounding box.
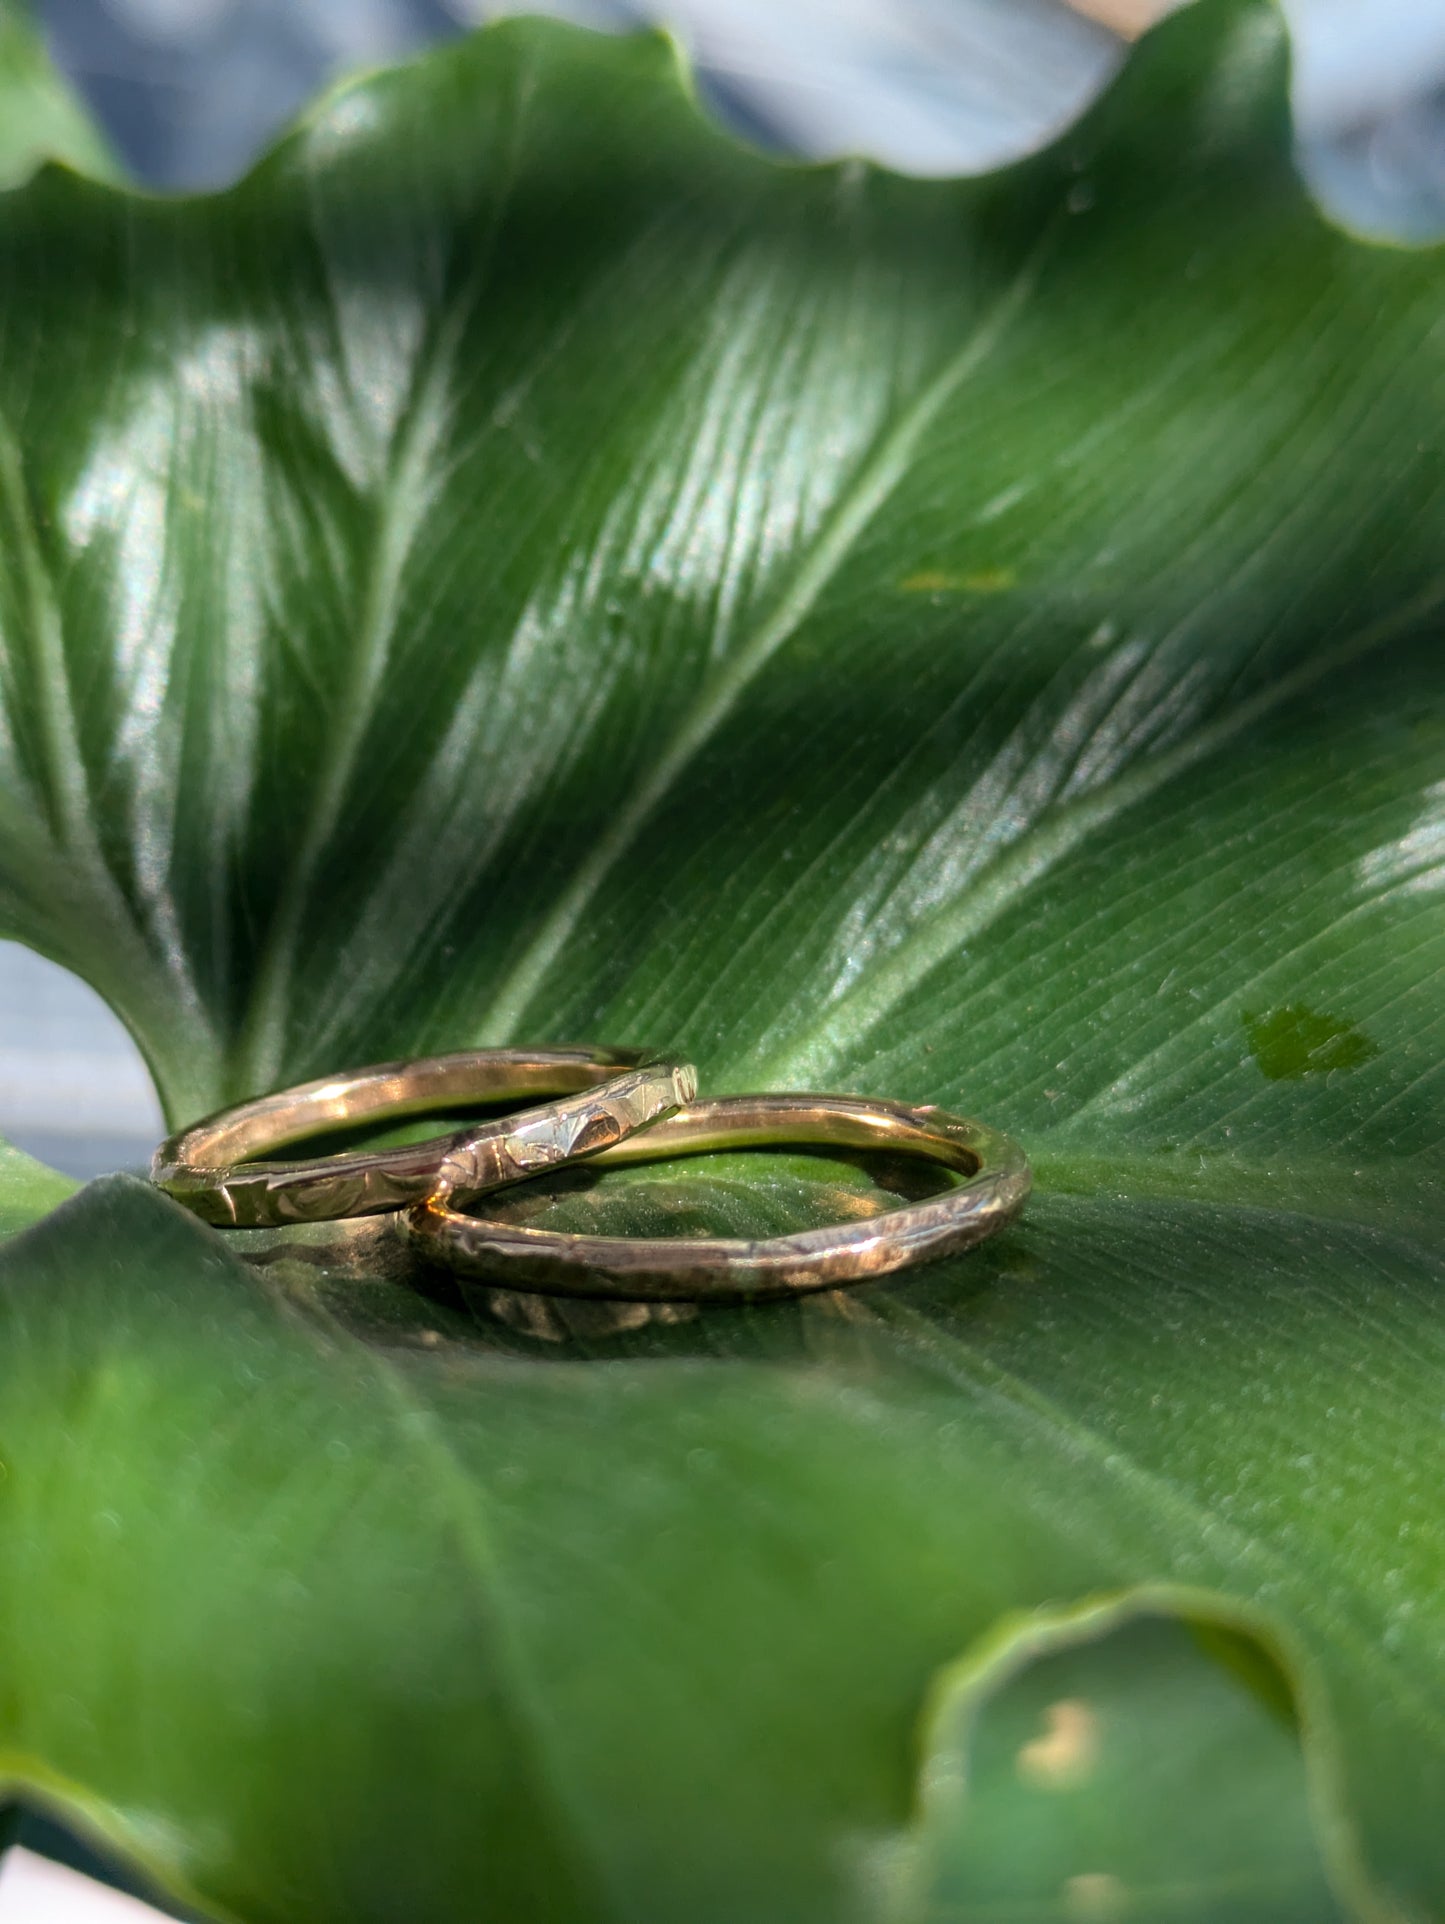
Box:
[153,1047,698,1228]
[404,1093,1030,1302]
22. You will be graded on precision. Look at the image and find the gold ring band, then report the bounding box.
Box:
[153,1047,698,1228]
[402,1093,1030,1301]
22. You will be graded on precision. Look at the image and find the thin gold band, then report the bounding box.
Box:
[403,1093,1030,1301]
[153,1047,698,1228]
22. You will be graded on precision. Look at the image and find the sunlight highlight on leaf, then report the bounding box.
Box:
[0,4,1437,1920]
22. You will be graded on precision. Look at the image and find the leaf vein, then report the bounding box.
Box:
[474,232,1056,1045]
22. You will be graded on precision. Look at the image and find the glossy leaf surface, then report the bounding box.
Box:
[0,3,1440,1919]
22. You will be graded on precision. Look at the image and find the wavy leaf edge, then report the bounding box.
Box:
[885,1584,1403,1924]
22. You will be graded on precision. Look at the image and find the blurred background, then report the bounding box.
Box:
[26,0,1445,231]
[1,0,1444,1913]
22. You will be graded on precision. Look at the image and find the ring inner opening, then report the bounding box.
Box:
[470,1143,966,1243]
[191,1066,617,1166]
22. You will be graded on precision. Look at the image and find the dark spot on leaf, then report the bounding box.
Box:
[1242,1006,1378,1080]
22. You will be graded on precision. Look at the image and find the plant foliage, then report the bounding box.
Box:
[0,2,1440,1918]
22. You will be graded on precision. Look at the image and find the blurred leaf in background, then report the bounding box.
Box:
[21,0,1445,238]
[0,0,117,185]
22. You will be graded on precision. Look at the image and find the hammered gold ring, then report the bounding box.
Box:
[152,1047,698,1228]
[402,1092,1030,1302]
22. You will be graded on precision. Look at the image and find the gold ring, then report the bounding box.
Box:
[402,1093,1030,1301]
[153,1047,698,1228]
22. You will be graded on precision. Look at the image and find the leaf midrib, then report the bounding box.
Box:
[473,227,1059,1047]
[232,332,462,1099]
[294,1279,634,1924]
[756,582,1445,1087]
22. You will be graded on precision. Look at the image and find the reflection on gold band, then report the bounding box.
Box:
[404,1093,1030,1302]
[153,1047,698,1228]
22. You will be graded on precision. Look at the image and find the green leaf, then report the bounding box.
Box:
[0,1136,74,1236]
[0,2,1440,1919]
[890,1593,1359,1923]
[0,1179,1435,1924]
[0,0,121,189]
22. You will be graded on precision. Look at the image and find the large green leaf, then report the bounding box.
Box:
[0,1178,1421,1924]
[0,2,1440,1919]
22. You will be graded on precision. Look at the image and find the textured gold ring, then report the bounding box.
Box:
[153,1047,698,1228]
[403,1093,1029,1301]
